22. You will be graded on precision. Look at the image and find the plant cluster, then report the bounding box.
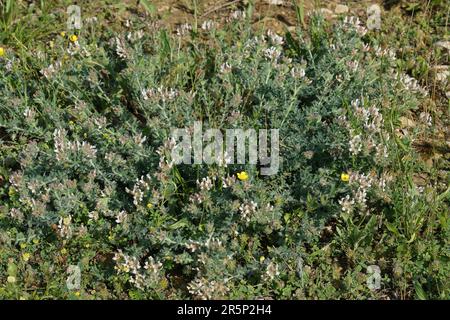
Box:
[0,9,448,299]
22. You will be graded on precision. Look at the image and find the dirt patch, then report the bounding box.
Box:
[130,0,384,32]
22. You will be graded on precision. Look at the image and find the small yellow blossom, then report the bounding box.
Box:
[0,47,5,57]
[237,171,249,181]
[341,173,350,182]
[69,34,78,42]
[146,202,153,209]
[7,276,16,283]
[63,217,71,225]
[259,256,265,263]
[74,291,81,297]
[60,31,66,37]
[22,253,31,262]
[19,243,27,249]
[32,239,40,245]
[61,248,67,255]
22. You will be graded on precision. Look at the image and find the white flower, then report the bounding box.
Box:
[222,175,236,188]
[338,195,354,213]
[347,60,359,73]
[349,134,363,155]
[88,211,99,221]
[419,112,432,127]
[85,17,98,24]
[176,23,192,36]
[112,37,128,60]
[23,108,36,120]
[239,200,258,222]
[399,73,428,96]
[185,241,201,252]
[57,215,73,238]
[264,46,282,61]
[115,210,128,224]
[5,59,13,72]
[141,86,179,102]
[375,143,389,159]
[40,61,62,79]
[189,192,205,204]
[265,261,280,281]
[290,67,306,78]
[220,62,232,74]
[144,256,162,274]
[127,30,144,43]
[343,16,367,36]
[229,10,246,21]
[267,30,284,45]
[201,20,215,31]
[126,174,152,206]
[197,176,215,191]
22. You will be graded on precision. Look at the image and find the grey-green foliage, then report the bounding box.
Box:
[0,14,447,299]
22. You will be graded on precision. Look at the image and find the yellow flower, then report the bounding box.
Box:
[61,248,67,255]
[60,31,66,37]
[22,253,31,262]
[237,171,249,181]
[0,47,5,57]
[146,202,153,209]
[69,34,78,42]
[19,243,27,249]
[32,239,40,245]
[74,291,81,297]
[341,173,350,182]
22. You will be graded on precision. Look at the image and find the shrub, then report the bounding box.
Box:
[0,13,447,299]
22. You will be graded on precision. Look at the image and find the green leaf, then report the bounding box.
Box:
[385,222,399,236]
[414,282,428,300]
[139,0,156,17]
[168,218,188,230]
[292,0,305,28]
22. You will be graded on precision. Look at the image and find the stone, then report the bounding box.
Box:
[319,8,336,19]
[435,41,450,51]
[399,116,416,128]
[335,4,349,14]
[433,65,449,83]
[266,0,284,5]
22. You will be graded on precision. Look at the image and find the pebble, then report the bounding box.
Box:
[319,8,336,19]
[266,0,284,5]
[435,41,450,51]
[335,4,349,14]
[433,65,449,83]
